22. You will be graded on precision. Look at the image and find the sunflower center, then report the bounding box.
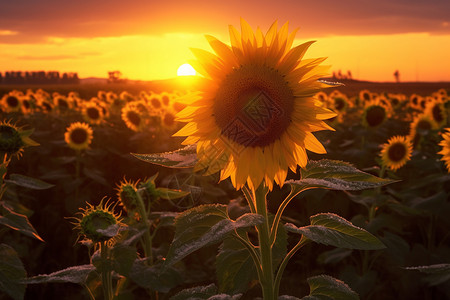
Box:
[388,143,406,162]
[417,120,432,131]
[71,128,88,144]
[432,105,443,123]
[164,113,175,127]
[213,65,294,147]
[7,96,19,107]
[151,98,161,109]
[365,106,386,127]
[87,107,100,119]
[127,111,141,126]
[334,98,345,111]
[58,98,68,108]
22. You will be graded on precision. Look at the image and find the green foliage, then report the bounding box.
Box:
[132,144,197,168]
[170,283,242,300]
[285,213,385,250]
[287,159,395,193]
[0,244,27,300]
[22,265,95,284]
[302,275,359,300]
[165,204,264,267]
[4,174,54,190]
[0,202,44,241]
[405,264,450,286]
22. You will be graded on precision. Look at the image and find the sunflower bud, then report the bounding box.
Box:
[73,199,121,244]
[139,177,159,203]
[0,120,38,160]
[116,180,140,217]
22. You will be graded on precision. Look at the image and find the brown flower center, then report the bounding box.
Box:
[388,143,406,162]
[7,96,19,107]
[213,65,294,147]
[71,128,88,144]
[126,110,141,126]
[365,105,386,127]
[432,104,443,123]
[87,107,100,120]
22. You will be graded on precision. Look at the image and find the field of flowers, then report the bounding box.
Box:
[0,80,449,300]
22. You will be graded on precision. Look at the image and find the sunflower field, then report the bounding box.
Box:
[1,21,450,300]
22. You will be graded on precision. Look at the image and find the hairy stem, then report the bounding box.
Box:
[100,241,113,300]
[254,185,275,300]
[274,236,310,297]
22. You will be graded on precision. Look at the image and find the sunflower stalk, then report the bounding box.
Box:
[100,241,113,300]
[135,189,153,264]
[254,184,276,300]
[273,236,311,297]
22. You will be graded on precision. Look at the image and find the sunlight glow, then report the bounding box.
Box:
[177,63,196,76]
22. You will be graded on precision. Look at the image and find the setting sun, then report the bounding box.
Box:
[177,63,196,76]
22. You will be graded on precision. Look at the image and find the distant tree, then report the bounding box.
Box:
[108,71,126,84]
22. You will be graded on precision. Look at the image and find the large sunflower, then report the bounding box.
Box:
[174,19,336,191]
[380,135,413,171]
[438,128,450,172]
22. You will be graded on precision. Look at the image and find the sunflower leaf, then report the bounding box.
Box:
[21,264,95,285]
[0,244,27,300]
[164,204,264,268]
[6,174,54,190]
[303,274,359,300]
[287,159,395,193]
[285,213,385,250]
[156,187,190,200]
[132,144,197,168]
[0,203,44,242]
[170,283,242,300]
[404,264,450,286]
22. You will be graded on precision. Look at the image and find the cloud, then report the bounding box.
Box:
[15,55,81,60]
[0,29,18,36]
[0,0,449,44]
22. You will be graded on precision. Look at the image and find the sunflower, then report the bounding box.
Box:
[160,92,171,106]
[174,19,336,191]
[161,109,178,132]
[361,99,389,128]
[425,100,447,128]
[409,113,438,142]
[70,198,122,244]
[0,120,39,160]
[359,89,373,102]
[53,95,72,111]
[438,128,450,172]
[82,101,104,125]
[1,94,21,113]
[64,122,93,151]
[409,94,422,110]
[149,95,163,111]
[328,90,350,113]
[380,136,413,171]
[121,103,146,132]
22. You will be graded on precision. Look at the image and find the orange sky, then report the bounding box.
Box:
[1,0,449,82]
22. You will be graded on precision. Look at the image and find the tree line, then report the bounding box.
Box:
[0,71,80,84]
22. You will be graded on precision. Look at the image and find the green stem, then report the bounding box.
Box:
[242,185,256,214]
[254,184,275,300]
[232,232,264,282]
[269,186,314,246]
[83,283,96,300]
[100,241,113,300]
[135,191,153,264]
[274,236,310,297]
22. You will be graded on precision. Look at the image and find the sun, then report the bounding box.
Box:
[177,63,196,76]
